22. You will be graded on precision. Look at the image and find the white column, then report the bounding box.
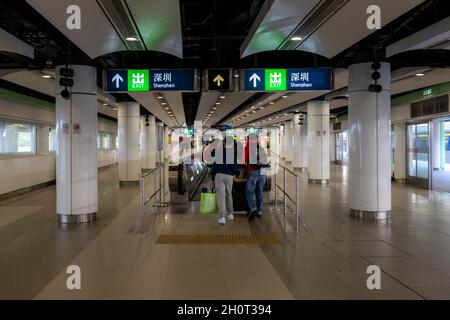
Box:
[56,65,97,223]
[393,123,407,182]
[329,128,336,163]
[348,62,391,219]
[140,115,156,170]
[307,101,330,184]
[293,113,308,171]
[164,125,170,160]
[270,128,279,156]
[37,125,50,154]
[118,102,140,184]
[284,121,293,163]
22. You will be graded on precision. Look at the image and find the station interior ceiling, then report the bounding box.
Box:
[0,0,450,128]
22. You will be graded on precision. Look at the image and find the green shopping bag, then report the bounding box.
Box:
[199,190,218,214]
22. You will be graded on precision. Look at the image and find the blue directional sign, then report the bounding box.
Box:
[243,68,332,91]
[244,69,265,91]
[104,69,198,92]
[106,70,127,92]
[287,68,332,91]
[150,69,197,91]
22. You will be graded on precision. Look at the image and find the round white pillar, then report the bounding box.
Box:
[56,65,98,223]
[348,62,391,220]
[329,129,336,163]
[164,125,170,160]
[293,113,308,171]
[284,121,293,163]
[393,123,407,182]
[140,115,156,170]
[307,101,330,184]
[118,102,141,184]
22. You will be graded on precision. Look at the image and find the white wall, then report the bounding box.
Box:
[0,98,118,196]
[0,154,55,195]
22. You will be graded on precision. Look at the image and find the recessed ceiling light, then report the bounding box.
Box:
[282,95,288,98]
[161,102,167,106]
[220,95,226,99]
[42,74,51,79]
[113,108,118,111]
[103,103,108,106]
[157,96,164,99]
[269,102,274,105]
[416,73,425,77]
[259,106,265,110]
[125,36,138,42]
[291,36,303,41]
[215,102,221,105]
[212,107,217,110]
[252,111,256,113]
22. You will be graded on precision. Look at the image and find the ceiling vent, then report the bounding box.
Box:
[97,0,145,50]
[279,0,349,50]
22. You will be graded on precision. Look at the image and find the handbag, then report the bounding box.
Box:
[199,188,218,214]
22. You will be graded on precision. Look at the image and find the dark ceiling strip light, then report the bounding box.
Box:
[97,0,144,50]
[279,0,349,51]
[123,0,148,51]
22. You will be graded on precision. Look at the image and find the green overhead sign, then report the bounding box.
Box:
[127,70,149,92]
[265,69,286,91]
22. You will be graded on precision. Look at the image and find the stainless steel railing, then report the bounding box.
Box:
[134,162,167,233]
[273,163,306,234]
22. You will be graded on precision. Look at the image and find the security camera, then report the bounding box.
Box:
[61,89,71,100]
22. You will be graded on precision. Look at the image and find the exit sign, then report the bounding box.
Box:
[128,70,149,92]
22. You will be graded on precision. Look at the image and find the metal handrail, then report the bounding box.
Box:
[274,163,305,234]
[134,162,166,233]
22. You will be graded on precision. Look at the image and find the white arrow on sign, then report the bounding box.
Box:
[112,74,124,88]
[249,73,261,87]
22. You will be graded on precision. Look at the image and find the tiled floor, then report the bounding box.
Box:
[2,162,450,299]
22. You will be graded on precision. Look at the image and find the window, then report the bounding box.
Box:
[0,121,37,155]
[49,127,56,152]
[97,133,101,149]
[102,133,112,150]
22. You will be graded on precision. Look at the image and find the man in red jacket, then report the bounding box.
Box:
[244,133,268,221]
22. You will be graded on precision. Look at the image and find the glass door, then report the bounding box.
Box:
[431,118,450,193]
[407,122,430,188]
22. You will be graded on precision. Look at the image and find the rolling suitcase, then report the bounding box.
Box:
[232,179,249,213]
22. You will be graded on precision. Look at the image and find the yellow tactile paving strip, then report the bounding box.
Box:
[156,234,282,245]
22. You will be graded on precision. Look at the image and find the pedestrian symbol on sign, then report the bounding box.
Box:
[265,69,286,91]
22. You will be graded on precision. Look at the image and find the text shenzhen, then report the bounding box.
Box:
[105,69,197,92]
[244,68,332,91]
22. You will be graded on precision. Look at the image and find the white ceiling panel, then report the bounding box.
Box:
[164,92,186,126]
[241,0,425,59]
[129,92,174,127]
[392,68,450,95]
[0,27,34,59]
[195,92,220,122]
[127,0,183,58]
[26,0,126,58]
[387,16,450,57]
[297,0,425,58]
[241,0,320,57]
[2,70,55,96]
[26,0,183,59]
[205,92,254,126]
